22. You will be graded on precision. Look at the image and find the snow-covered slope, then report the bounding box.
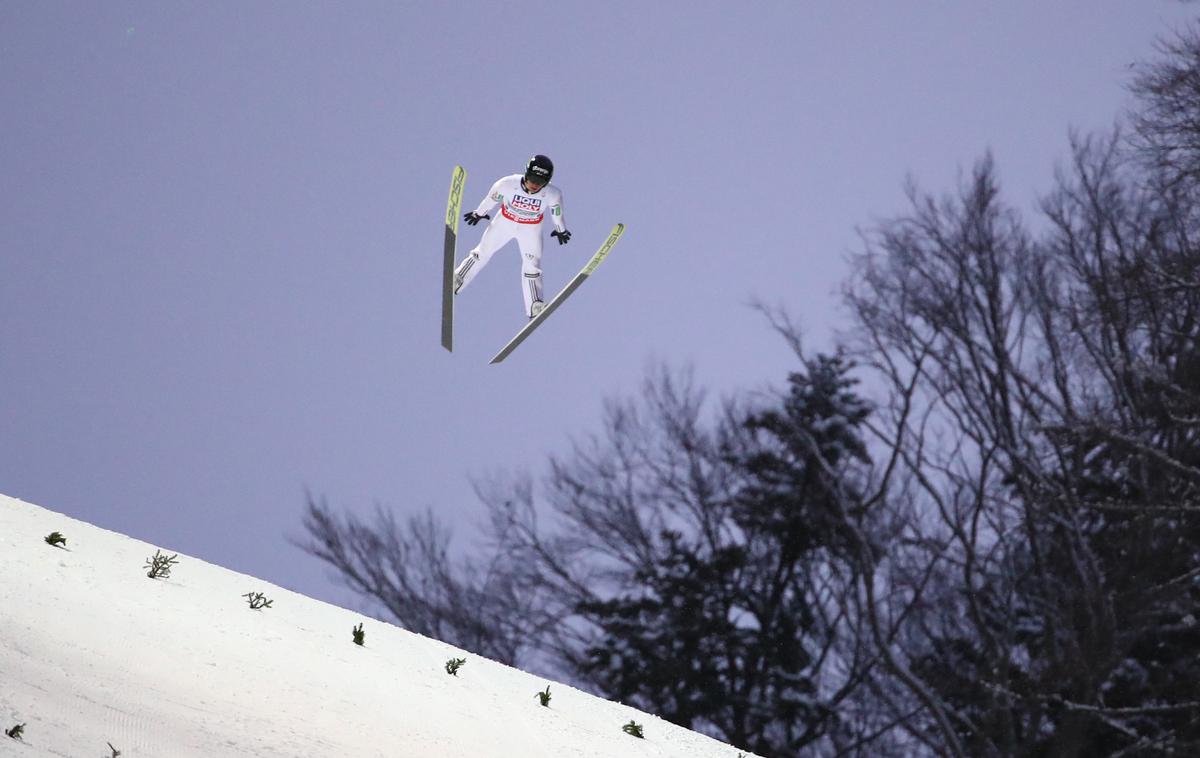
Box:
[0,494,754,757]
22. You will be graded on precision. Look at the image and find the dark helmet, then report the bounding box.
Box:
[524,154,554,186]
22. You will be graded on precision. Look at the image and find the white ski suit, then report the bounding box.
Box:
[454,174,566,317]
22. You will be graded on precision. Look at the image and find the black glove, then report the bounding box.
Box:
[551,230,571,245]
[464,212,489,226]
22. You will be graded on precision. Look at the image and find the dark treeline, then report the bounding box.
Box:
[297,27,1200,757]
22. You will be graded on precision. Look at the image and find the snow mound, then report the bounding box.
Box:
[0,494,753,757]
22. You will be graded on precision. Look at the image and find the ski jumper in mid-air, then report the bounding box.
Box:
[454,155,571,319]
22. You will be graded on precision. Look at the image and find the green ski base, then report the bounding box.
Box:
[490,223,625,364]
[441,165,466,352]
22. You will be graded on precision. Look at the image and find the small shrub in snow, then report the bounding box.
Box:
[352,623,365,646]
[445,657,466,676]
[622,720,644,739]
[44,531,67,548]
[243,592,273,610]
[535,685,552,707]
[145,550,179,579]
[5,723,25,740]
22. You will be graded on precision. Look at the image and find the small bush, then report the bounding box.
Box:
[44,531,67,548]
[145,550,179,579]
[5,723,25,740]
[242,592,273,610]
[445,657,466,676]
[535,685,552,707]
[352,623,365,646]
[622,720,644,739]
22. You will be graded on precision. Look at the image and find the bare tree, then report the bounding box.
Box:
[842,134,1200,756]
[473,362,902,757]
[1132,24,1200,191]
[295,496,549,665]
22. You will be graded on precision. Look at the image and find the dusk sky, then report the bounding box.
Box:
[3,2,1194,608]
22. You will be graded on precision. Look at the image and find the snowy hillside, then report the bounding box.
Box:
[0,494,755,757]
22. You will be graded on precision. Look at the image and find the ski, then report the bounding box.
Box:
[489,223,626,364]
[442,165,467,352]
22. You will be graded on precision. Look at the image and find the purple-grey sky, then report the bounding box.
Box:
[2,2,1194,607]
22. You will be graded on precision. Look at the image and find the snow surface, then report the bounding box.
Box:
[0,494,755,757]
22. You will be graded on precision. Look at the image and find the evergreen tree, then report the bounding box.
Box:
[571,356,873,756]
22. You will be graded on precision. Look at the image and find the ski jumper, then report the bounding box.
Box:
[454,174,566,317]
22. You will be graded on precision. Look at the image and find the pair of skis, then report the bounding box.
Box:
[441,165,625,364]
